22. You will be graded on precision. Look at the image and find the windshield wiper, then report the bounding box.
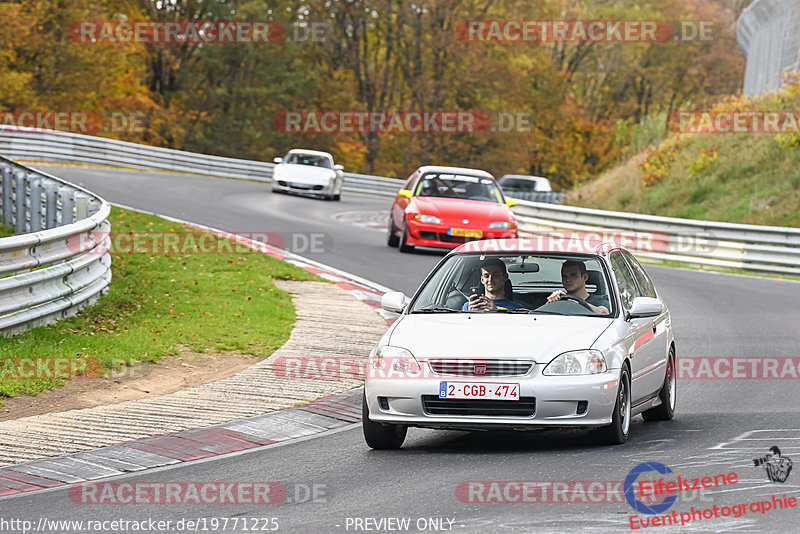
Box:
[494,308,532,313]
[527,309,565,315]
[411,306,460,313]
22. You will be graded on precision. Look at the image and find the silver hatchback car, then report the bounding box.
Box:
[363,238,676,449]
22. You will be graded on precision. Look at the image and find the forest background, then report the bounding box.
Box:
[0,0,751,188]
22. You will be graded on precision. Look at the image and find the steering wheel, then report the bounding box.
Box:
[556,293,593,311]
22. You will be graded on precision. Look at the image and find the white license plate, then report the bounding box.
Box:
[439,381,520,401]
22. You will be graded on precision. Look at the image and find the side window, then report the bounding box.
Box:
[402,172,417,191]
[623,251,657,298]
[610,253,638,311]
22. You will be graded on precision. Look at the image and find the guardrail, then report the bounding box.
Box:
[512,200,800,276]
[0,126,402,197]
[0,156,111,335]
[505,191,565,204]
[2,126,798,278]
[0,126,566,201]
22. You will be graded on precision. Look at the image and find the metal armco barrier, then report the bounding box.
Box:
[0,156,111,335]
[2,126,799,278]
[0,126,400,196]
[511,200,800,277]
[504,191,566,204]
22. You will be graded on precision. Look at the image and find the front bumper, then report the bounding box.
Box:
[405,221,517,249]
[272,179,338,197]
[365,365,620,430]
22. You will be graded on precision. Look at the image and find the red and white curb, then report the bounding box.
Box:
[0,389,362,497]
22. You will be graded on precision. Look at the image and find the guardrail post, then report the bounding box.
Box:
[44,181,59,229]
[29,176,43,232]
[60,186,75,225]
[75,193,89,221]
[14,170,27,233]
[1,165,12,226]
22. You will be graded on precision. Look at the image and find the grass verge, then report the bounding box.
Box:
[568,81,800,227]
[0,207,319,405]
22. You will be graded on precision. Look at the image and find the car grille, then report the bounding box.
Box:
[427,359,534,377]
[422,396,536,417]
[279,181,323,191]
[437,233,467,243]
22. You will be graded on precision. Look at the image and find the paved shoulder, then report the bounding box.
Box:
[0,281,385,467]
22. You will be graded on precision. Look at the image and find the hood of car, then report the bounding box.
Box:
[274,163,335,184]
[389,314,613,364]
[409,197,513,225]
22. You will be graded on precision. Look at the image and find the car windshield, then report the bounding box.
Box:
[415,173,503,203]
[285,153,332,168]
[409,253,614,317]
[499,178,540,193]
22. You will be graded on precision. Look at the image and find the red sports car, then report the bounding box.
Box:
[387,165,518,252]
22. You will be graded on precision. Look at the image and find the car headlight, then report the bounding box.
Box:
[368,346,421,377]
[412,214,441,224]
[489,221,517,229]
[543,350,607,375]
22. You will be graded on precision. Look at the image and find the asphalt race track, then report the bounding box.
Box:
[6,165,800,533]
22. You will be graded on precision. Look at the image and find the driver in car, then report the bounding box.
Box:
[547,260,610,314]
[464,258,525,311]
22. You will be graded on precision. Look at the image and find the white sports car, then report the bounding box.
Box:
[363,238,676,449]
[272,149,344,201]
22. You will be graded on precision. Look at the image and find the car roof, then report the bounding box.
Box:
[286,149,333,158]
[452,238,626,256]
[416,165,495,179]
[499,174,550,182]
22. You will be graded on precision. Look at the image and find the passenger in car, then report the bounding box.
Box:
[547,260,610,314]
[463,258,525,311]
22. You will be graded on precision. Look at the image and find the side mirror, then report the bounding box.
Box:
[381,291,408,314]
[333,164,344,171]
[398,189,412,199]
[505,198,518,207]
[273,157,283,164]
[627,297,663,319]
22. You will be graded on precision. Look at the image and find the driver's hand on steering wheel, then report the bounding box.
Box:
[547,289,566,303]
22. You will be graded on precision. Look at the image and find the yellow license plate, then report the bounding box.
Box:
[448,228,483,238]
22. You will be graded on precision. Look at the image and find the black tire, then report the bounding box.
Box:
[362,393,406,449]
[594,366,631,445]
[387,217,400,247]
[642,348,676,421]
[333,194,341,201]
[398,221,414,253]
